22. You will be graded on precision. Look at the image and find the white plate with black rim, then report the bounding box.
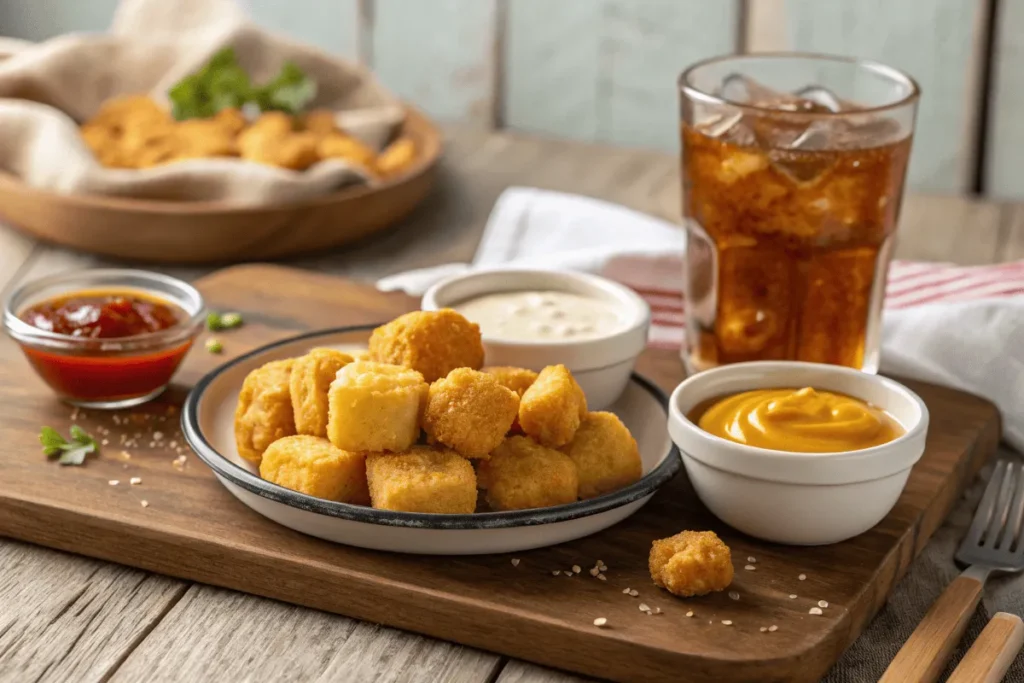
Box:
[181,325,680,555]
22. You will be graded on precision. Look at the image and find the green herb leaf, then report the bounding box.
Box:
[58,441,96,466]
[39,426,67,456]
[219,312,243,329]
[168,49,316,120]
[205,338,224,354]
[206,312,223,331]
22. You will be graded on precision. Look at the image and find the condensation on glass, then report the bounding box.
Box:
[679,54,919,374]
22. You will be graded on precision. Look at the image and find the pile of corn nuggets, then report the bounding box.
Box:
[79,95,416,175]
[235,309,643,514]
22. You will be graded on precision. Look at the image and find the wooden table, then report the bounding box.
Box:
[1,128,1022,683]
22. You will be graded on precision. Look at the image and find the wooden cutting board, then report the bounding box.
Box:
[0,264,1001,683]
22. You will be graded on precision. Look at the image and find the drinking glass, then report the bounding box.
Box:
[679,54,919,374]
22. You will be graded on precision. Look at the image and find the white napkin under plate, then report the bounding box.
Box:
[378,186,1024,452]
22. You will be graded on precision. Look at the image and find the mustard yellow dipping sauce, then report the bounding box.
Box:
[696,387,903,453]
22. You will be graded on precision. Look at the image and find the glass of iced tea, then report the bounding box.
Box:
[679,54,919,374]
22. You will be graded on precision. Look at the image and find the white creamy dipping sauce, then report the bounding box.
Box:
[453,290,625,342]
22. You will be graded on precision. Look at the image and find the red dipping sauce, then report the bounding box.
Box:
[8,284,203,408]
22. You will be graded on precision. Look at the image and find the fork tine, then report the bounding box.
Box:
[999,461,1024,553]
[967,460,1009,546]
[984,461,1016,548]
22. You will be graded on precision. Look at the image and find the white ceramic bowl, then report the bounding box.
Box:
[667,362,929,545]
[182,326,680,555]
[421,269,650,410]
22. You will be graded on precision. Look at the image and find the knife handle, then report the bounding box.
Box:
[879,574,983,683]
[947,612,1024,683]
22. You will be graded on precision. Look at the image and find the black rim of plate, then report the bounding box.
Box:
[181,324,681,530]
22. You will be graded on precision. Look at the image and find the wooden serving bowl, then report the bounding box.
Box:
[0,106,442,264]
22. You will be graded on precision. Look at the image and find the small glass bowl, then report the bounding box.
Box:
[3,269,206,409]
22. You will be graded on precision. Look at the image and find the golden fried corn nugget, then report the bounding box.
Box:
[477,436,578,511]
[366,447,476,514]
[649,530,734,597]
[213,107,248,135]
[423,368,519,459]
[290,348,354,437]
[368,309,484,383]
[561,411,642,499]
[327,360,427,452]
[316,132,376,169]
[301,109,338,136]
[482,367,538,397]
[174,118,238,159]
[234,359,296,465]
[375,137,416,177]
[89,94,170,133]
[259,435,370,505]
[518,365,587,448]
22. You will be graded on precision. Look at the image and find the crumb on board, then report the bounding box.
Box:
[818,600,829,609]
[511,558,520,567]
[809,607,823,615]
[140,500,149,508]
[593,617,608,628]
[798,574,807,581]
[108,480,119,486]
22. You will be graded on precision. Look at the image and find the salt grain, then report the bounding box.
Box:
[593,617,608,627]
[108,480,119,486]
[769,625,778,632]
[728,591,740,601]
[721,620,733,626]
[818,600,828,609]
[798,574,807,581]
[511,558,520,567]
[129,477,142,485]
[744,565,756,571]
[809,607,823,615]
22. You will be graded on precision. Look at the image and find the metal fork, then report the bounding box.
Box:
[880,459,1024,683]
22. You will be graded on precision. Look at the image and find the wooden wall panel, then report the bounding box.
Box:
[747,0,990,194]
[983,0,1024,199]
[370,0,499,125]
[504,0,739,150]
[245,0,360,59]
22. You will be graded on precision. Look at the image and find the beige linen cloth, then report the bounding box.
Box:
[0,0,404,204]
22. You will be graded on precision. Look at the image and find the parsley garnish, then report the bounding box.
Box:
[39,425,99,466]
[206,311,244,331]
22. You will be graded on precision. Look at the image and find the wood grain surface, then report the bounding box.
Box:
[0,265,1001,683]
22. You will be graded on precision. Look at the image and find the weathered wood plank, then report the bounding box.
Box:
[109,584,502,682]
[370,0,499,125]
[894,194,1004,265]
[982,0,1024,200]
[764,0,990,194]
[504,0,739,150]
[245,0,360,60]
[496,660,591,683]
[0,540,186,683]
[0,0,117,40]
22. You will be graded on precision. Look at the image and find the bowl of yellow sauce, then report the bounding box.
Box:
[667,362,929,545]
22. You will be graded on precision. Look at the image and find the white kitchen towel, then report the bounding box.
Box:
[378,186,1024,451]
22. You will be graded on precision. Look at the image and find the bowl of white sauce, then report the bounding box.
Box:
[421,269,650,409]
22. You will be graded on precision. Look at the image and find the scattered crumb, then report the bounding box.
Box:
[721,620,733,626]
[628,589,639,597]
[685,611,694,618]
[769,625,778,632]
[129,477,142,485]
[744,565,756,571]
[760,627,767,633]
[652,607,662,615]
[638,603,651,613]
[818,600,829,609]
[747,556,756,563]
[572,565,581,574]
[598,562,607,571]
[169,441,178,449]
[511,558,520,567]
[623,588,631,594]
[153,431,164,440]
[789,594,798,599]
[593,617,608,628]
[108,480,119,486]
[140,500,149,508]
[590,567,600,576]
[101,439,109,446]
[798,574,807,581]
[728,591,740,601]
[809,607,823,616]
[597,575,607,582]
[551,570,560,576]
[120,450,132,460]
